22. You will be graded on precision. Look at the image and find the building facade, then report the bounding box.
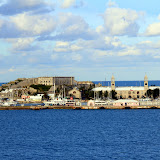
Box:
[93,75,160,99]
[68,88,81,99]
[38,77,75,86]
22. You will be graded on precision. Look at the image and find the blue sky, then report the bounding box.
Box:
[0,0,160,82]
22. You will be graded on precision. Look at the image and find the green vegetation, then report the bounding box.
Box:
[110,90,117,99]
[79,86,94,100]
[42,92,49,100]
[30,84,51,93]
[104,91,108,98]
[146,88,160,99]
[146,89,153,98]
[17,79,23,82]
[153,88,159,99]
[98,91,108,99]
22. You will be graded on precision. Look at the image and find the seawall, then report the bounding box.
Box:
[0,105,160,110]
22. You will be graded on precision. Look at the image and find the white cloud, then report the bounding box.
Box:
[61,0,75,8]
[70,44,82,51]
[94,50,113,57]
[8,67,16,72]
[118,47,141,56]
[55,41,69,47]
[71,53,82,61]
[11,13,57,36]
[144,20,160,36]
[52,13,96,41]
[7,37,35,51]
[107,0,117,7]
[28,57,37,63]
[0,0,54,15]
[53,41,82,53]
[153,55,160,59]
[102,6,144,36]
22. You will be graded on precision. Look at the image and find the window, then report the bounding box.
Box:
[137,91,139,94]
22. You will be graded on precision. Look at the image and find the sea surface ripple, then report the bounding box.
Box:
[0,109,160,160]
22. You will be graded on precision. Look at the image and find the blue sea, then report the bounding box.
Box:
[1,81,160,87]
[0,83,6,86]
[93,80,160,87]
[0,109,160,160]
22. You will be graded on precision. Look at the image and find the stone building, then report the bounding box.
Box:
[0,88,28,98]
[38,77,75,86]
[68,88,81,99]
[113,99,139,107]
[38,77,53,86]
[93,75,160,99]
[77,81,94,89]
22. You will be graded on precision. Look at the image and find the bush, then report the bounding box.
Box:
[30,84,51,92]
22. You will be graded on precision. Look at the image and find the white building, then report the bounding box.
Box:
[92,75,160,99]
[27,94,44,102]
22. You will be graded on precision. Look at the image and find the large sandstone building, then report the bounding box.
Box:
[38,77,75,86]
[93,75,160,99]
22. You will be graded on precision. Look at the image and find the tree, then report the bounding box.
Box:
[153,88,159,99]
[30,84,51,93]
[111,90,117,99]
[104,91,108,99]
[42,92,49,100]
[99,91,103,99]
[79,86,94,100]
[146,89,153,98]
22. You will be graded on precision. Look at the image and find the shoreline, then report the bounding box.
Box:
[0,105,160,110]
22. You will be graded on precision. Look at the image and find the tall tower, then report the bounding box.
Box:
[144,74,148,91]
[111,75,115,90]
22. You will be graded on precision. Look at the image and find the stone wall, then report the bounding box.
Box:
[38,77,75,86]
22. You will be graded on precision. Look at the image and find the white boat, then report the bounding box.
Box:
[44,95,66,106]
[65,99,76,106]
[43,96,80,106]
[94,99,107,106]
[43,83,81,106]
[1,99,17,106]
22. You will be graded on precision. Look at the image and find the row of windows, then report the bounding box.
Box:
[118,91,144,94]
[118,95,141,98]
[40,81,51,83]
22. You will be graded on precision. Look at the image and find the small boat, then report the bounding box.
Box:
[1,99,17,106]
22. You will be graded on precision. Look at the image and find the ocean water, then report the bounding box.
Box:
[0,109,160,160]
[0,83,6,86]
[93,80,160,87]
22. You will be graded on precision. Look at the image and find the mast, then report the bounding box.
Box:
[64,87,65,99]
[54,77,55,99]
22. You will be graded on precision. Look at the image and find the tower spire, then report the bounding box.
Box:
[111,75,115,90]
[144,74,148,91]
